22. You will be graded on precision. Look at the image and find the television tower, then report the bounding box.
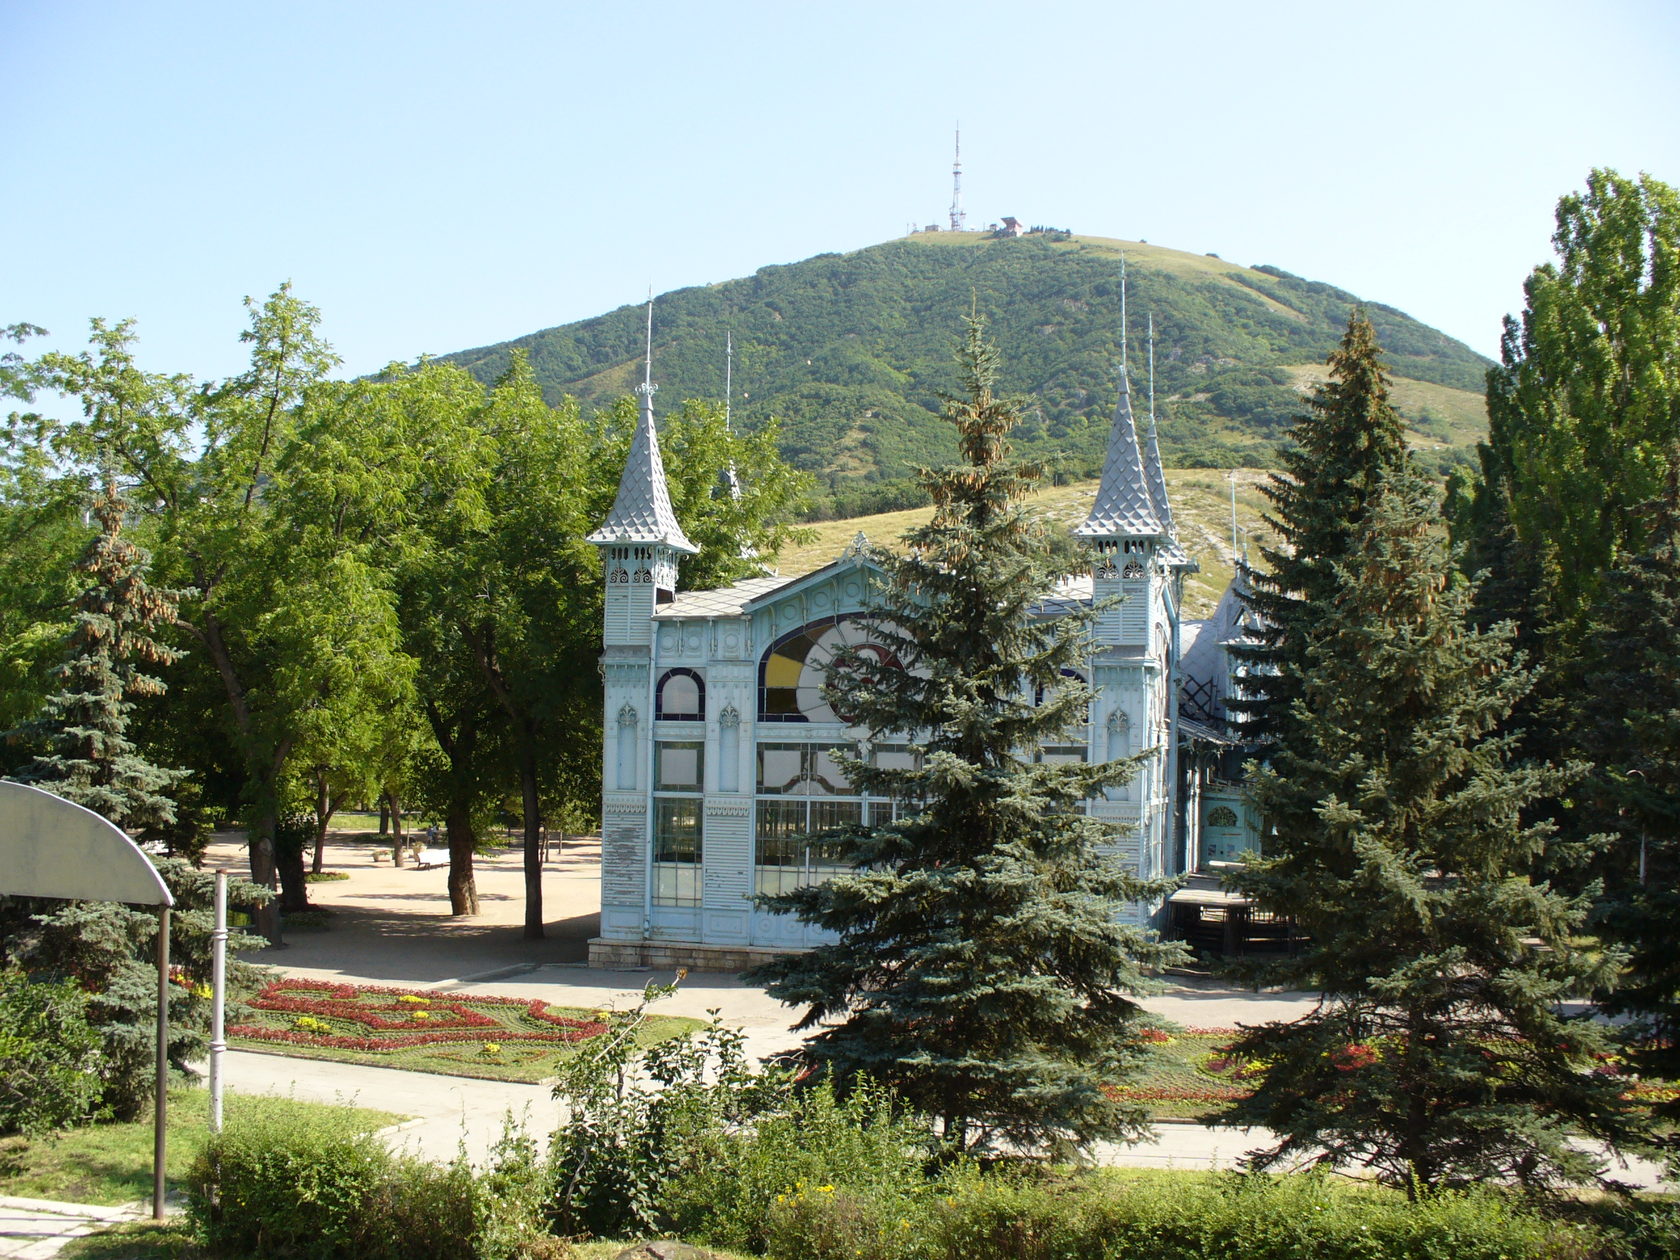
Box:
[949,126,966,232]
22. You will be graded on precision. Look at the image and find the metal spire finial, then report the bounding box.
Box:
[1147,311,1155,427]
[724,330,733,432]
[1119,255,1129,372]
[641,287,654,394]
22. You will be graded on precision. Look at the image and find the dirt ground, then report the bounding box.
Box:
[206,827,605,985]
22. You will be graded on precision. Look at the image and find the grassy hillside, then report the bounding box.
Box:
[776,468,1279,620]
[441,232,1490,514]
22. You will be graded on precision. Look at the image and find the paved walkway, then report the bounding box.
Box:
[0,1197,148,1260]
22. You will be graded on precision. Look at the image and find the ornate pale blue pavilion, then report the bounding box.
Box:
[586,343,1258,970]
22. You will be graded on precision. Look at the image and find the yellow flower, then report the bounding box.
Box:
[818,1184,834,1194]
[482,1042,502,1055]
[412,1011,431,1021]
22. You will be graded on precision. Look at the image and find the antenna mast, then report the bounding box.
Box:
[949,126,965,232]
[724,330,734,431]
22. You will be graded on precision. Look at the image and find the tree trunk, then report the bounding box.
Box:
[519,735,543,940]
[248,800,282,945]
[277,844,309,914]
[446,801,480,916]
[386,790,405,866]
[378,802,390,835]
[311,768,334,874]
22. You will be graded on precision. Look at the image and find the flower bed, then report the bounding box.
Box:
[226,978,681,1081]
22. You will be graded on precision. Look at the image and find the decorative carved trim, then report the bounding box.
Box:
[717,702,741,728]
[1107,709,1130,730]
[617,702,639,728]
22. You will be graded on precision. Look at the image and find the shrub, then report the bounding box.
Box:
[0,966,106,1135]
[664,1078,932,1253]
[753,1164,1605,1260]
[548,979,790,1240]
[189,1104,570,1260]
[0,858,269,1120]
[191,1104,403,1259]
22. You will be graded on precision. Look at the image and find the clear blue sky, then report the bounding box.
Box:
[5,0,1677,387]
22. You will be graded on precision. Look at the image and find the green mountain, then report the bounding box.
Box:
[443,232,1491,514]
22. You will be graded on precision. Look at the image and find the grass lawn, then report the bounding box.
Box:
[230,977,705,1083]
[0,1088,402,1207]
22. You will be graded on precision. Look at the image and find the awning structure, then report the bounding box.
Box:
[1178,716,1236,746]
[0,779,173,907]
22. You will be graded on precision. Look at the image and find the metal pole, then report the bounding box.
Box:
[209,870,228,1133]
[154,905,170,1221]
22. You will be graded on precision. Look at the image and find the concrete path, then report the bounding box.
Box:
[0,1196,145,1260]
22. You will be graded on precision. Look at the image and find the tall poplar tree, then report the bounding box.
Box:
[1226,463,1638,1195]
[748,320,1183,1158]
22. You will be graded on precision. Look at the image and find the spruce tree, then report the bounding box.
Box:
[746,320,1184,1158]
[0,478,252,1121]
[1226,465,1638,1195]
[1578,455,1680,1116]
[1237,310,1409,756]
[9,478,183,825]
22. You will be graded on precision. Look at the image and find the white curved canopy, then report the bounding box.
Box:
[0,779,173,907]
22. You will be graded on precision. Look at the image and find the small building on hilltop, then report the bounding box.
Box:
[586,342,1263,971]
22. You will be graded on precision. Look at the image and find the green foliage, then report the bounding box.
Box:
[0,859,269,1120]
[191,1105,564,1260]
[1229,448,1639,1192]
[749,320,1186,1158]
[0,966,106,1134]
[662,1079,932,1254]
[1577,460,1680,1114]
[547,978,792,1239]
[1471,169,1680,628]
[441,235,1490,509]
[4,476,185,827]
[1236,310,1411,754]
[757,1165,1602,1260]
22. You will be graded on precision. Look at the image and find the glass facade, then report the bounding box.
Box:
[653,742,703,906]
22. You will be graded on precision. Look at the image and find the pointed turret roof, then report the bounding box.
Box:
[1142,412,1194,567]
[586,380,699,553]
[1075,366,1162,538]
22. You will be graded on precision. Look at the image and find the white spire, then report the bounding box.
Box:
[586,292,698,553]
[1077,263,1162,540]
[1143,312,1193,568]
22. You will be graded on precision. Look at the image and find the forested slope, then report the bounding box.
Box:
[443,232,1489,514]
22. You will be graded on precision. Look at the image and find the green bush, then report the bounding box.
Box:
[758,1166,1604,1260]
[191,1106,563,1260]
[0,966,106,1135]
[663,1079,931,1253]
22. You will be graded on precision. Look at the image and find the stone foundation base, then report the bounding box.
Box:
[587,937,796,974]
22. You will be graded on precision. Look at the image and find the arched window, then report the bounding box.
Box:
[758,616,901,723]
[656,668,704,721]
